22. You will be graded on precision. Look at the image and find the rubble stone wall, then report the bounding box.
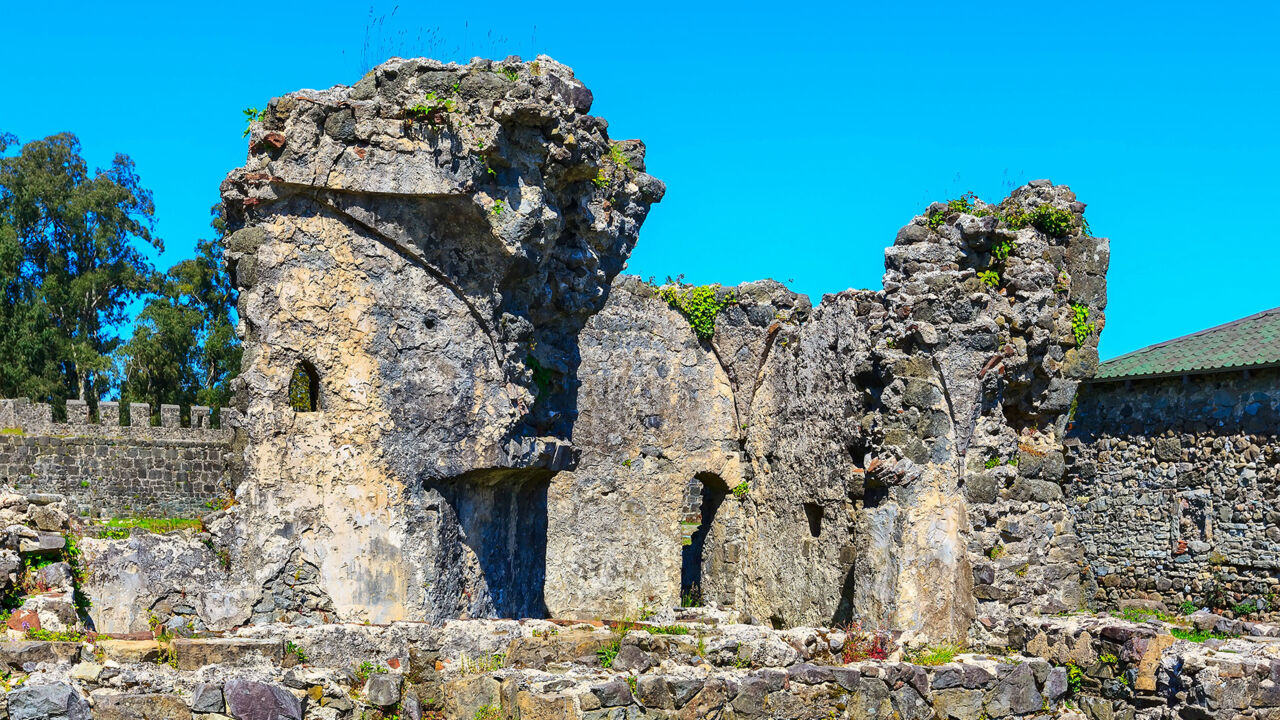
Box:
[1065,366,1280,612]
[214,55,665,626]
[0,398,237,518]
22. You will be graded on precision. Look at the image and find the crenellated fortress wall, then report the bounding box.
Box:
[0,398,239,518]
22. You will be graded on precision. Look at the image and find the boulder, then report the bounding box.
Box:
[190,684,226,713]
[7,683,90,720]
[364,672,402,707]
[984,663,1043,716]
[223,679,303,720]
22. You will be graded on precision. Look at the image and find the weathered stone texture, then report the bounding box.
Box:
[216,55,664,625]
[545,184,1107,640]
[1066,366,1280,612]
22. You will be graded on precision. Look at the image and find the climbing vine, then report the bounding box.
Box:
[1070,303,1095,345]
[659,284,735,340]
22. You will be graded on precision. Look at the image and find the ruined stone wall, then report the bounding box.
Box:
[1065,367,1280,613]
[213,55,664,626]
[207,53,1108,641]
[546,184,1108,642]
[0,398,236,518]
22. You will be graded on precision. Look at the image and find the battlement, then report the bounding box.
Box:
[0,397,239,518]
[0,397,239,440]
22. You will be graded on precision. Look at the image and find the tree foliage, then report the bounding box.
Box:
[0,132,241,420]
[117,206,241,419]
[0,132,160,411]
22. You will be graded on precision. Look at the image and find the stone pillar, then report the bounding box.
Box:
[0,399,16,430]
[160,405,181,428]
[28,403,52,430]
[218,408,241,429]
[130,403,151,428]
[99,401,120,428]
[66,400,89,425]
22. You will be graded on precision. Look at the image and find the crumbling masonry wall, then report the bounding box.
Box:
[201,54,1108,642]
[213,55,664,625]
[546,183,1108,641]
[1065,367,1280,612]
[0,398,236,518]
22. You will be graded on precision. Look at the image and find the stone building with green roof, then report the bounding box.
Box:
[1065,308,1280,612]
[1094,306,1280,382]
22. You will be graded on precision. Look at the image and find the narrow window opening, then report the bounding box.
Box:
[289,361,320,412]
[680,472,728,606]
[804,502,823,538]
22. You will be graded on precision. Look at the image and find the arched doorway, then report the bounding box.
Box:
[680,472,729,605]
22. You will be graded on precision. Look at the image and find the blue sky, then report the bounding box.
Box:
[2,1,1277,359]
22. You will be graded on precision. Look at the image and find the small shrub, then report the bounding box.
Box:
[286,641,308,663]
[977,270,1001,288]
[990,237,1016,263]
[926,191,980,229]
[597,618,634,669]
[1171,627,1236,643]
[490,200,505,216]
[459,652,505,675]
[839,622,890,663]
[731,481,749,499]
[681,584,703,608]
[25,628,85,642]
[608,142,633,170]
[1066,662,1084,694]
[242,107,265,137]
[1233,600,1257,617]
[659,284,735,340]
[904,642,962,666]
[1026,205,1077,237]
[525,355,552,401]
[1099,652,1118,666]
[987,544,1005,560]
[406,91,456,125]
[474,705,505,720]
[649,624,691,635]
[596,641,619,668]
[1178,600,1198,615]
[1002,204,1076,237]
[356,660,388,681]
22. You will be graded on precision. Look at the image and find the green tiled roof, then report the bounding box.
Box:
[1096,307,1280,380]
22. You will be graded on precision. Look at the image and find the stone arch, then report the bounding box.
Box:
[680,471,731,605]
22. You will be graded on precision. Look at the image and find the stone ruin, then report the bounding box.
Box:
[0,56,1274,720]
